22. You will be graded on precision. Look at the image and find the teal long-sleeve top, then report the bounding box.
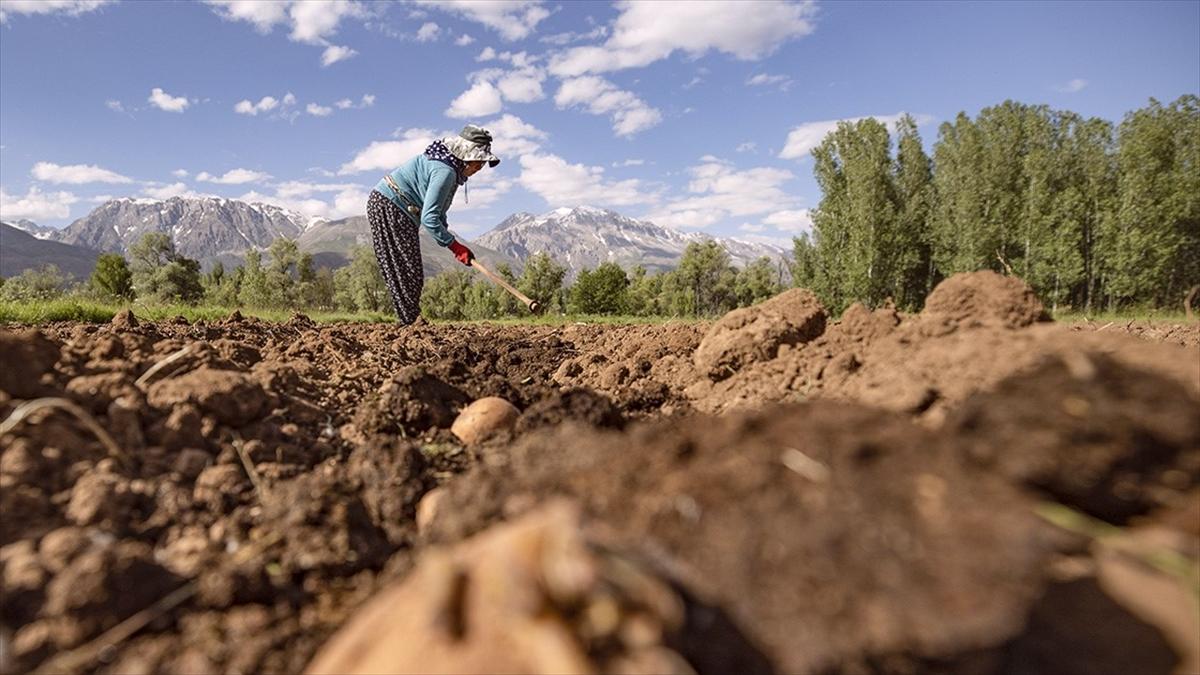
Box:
[374,155,460,247]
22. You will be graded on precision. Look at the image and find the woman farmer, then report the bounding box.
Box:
[367,124,499,324]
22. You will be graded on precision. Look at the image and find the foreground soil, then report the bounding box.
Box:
[1,272,1198,674]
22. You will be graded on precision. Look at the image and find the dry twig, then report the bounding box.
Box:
[0,397,128,466]
[135,345,194,388]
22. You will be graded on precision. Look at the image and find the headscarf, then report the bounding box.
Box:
[424,139,469,186]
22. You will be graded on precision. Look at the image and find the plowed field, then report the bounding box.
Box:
[2,271,1197,674]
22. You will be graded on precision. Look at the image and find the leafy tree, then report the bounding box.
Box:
[518,252,567,313]
[674,240,736,316]
[892,114,935,307]
[89,253,134,300]
[204,261,241,307]
[344,245,389,313]
[625,265,663,316]
[493,262,523,315]
[568,262,629,314]
[128,232,202,303]
[0,265,69,301]
[238,249,273,308]
[809,117,899,312]
[420,269,471,320]
[1104,95,1200,308]
[791,234,818,291]
[463,279,503,319]
[301,266,336,311]
[734,256,782,307]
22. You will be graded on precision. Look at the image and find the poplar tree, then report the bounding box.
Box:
[1105,95,1200,308]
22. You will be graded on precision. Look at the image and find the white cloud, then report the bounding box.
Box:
[549,0,817,77]
[207,1,366,65]
[453,170,512,212]
[239,183,370,221]
[203,0,287,33]
[736,141,757,153]
[321,44,358,66]
[148,87,189,113]
[540,25,607,46]
[738,223,766,233]
[142,182,194,199]
[286,0,365,43]
[445,80,504,118]
[496,69,545,103]
[307,102,333,116]
[612,159,645,167]
[762,208,813,233]
[172,169,189,178]
[416,21,441,42]
[1054,78,1088,93]
[333,93,375,110]
[421,0,549,41]
[196,168,272,184]
[483,113,548,156]
[234,95,279,115]
[0,0,111,23]
[455,33,475,46]
[645,157,797,229]
[778,112,934,160]
[282,92,297,106]
[31,161,133,184]
[339,128,439,174]
[518,152,654,207]
[746,72,792,90]
[554,76,662,136]
[105,99,125,113]
[477,47,497,61]
[0,185,79,221]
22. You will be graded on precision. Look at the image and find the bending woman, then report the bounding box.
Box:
[366,124,499,324]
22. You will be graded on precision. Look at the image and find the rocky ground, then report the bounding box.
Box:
[1,271,1197,674]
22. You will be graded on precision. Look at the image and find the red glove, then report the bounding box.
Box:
[449,240,474,266]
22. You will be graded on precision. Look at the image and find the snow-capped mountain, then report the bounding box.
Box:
[475,206,788,279]
[56,196,311,262]
[2,218,59,240]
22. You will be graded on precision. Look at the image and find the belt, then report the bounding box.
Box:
[383,174,422,218]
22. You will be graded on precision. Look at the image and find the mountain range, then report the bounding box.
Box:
[1,222,99,280]
[476,205,786,278]
[2,197,789,281]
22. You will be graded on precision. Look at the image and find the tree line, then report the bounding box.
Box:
[794,95,1199,313]
[2,231,785,319]
[421,242,786,320]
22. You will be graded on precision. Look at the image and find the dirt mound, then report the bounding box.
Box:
[353,367,471,437]
[693,288,827,380]
[516,388,625,433]
[146,367,269,426]
[949,351,1200,523]
[110,309,139,331]
[0,329,60,398]
[428,402,1060,673]
[921,270,1050,332]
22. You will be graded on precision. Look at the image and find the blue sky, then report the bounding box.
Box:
[1,0,1197,245]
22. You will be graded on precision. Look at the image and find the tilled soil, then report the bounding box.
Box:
[1,271,1198,674]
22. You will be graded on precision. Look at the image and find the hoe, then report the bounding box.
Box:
[469,259,542,314]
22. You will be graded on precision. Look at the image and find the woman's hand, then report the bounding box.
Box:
[449,240,475,266]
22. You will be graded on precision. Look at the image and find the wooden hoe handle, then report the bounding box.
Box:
[470,260,542,314]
